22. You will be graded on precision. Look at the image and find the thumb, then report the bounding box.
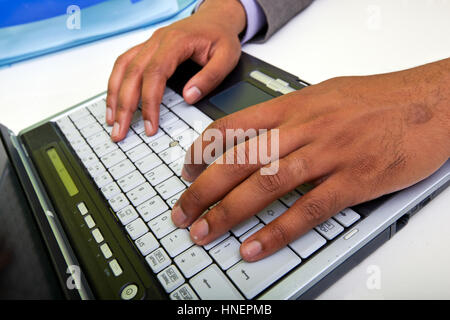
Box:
[183,46,240,104]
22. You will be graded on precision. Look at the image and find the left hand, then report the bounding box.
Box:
[171,58,450,262]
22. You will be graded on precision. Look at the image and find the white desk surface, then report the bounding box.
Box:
[1,0,449,299]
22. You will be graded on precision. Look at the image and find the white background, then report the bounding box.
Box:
[0,0,449,299]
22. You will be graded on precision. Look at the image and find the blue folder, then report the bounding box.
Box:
[0,0,196,67]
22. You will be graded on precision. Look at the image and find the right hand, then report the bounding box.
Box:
[106,0,246,141]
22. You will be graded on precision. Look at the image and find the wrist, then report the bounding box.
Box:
[196,0,247,36]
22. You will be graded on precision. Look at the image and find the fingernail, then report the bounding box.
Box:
[171,205,187,226]
[185,86,202,103]
[144,120,153,136]
[106,107,113,123]
[190,219,209,242]
[242,240,262,259]
[111,122,120,138]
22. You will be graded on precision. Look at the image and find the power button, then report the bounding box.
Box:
[120,284,138,300]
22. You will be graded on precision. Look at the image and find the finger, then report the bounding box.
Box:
[239,175,354,261]
[183,44,240,104]
[112,38,161,141]
[187,144,334,245]
[172,127,314,228]
[182,96,296,182]
[140,38,195,136]
[106,44,143,125]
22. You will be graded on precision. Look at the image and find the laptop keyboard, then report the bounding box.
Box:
[55,88,361,300]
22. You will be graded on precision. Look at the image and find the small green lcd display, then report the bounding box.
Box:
[47,147,79,197]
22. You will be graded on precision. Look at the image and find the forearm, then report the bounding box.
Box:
[196,0,246,36]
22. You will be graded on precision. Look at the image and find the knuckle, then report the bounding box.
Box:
[114,53,127,68]
[300,197,328,224]
[143,62,165,80]
[124,63,144,80]
[254,169,288,194]
[181,187,202,209]
[268,223,290,245]
[210,203,231,225]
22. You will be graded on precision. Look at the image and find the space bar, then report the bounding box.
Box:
[226,247,301,299]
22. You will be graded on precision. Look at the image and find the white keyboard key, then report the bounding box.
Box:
[108,193,130,212]
[334,208,361,227]
[101,149,126,168]
[203,232,230,250]
[149,210,177,239]
[131,119,145,134]
[117,131,142,152]
[159,112,179,127]
[190,264,243,300]
[101,182,121,200]
[100,243,112,259]
[127,182,156,207]
[257,200,288,224]
[139,128,164,144]
[163,120,189,138]
[69,108,90,122]
[159,104,169,115]
[174,246,212,278]
[159,145,185,164]
[280,190,301,207]
[136,196,169,222]
[65,130,83,145]
[103,124,113,135]
[93,140,118,158]
[168,157,184,176]
[74,114,96,129]
[161,228,194,257]
[109,159,135,180]
[135,232,159,256]
[109,259,123,277]
[86,131,110,148]
[171,102,213,133]
[92,228,104,243]
[227,247,301,299]
[315,218,344,240]
[146,248,171,273]
[117,170,145,193]
[79,151,98,168]
[116,205,139,225]
[170,284,199,300]
[86,161,105,178]
[80,122,102,137]
[172,128,198,148]
[231,216,260,237]
[126,143,152,162]
[209,236,241,270]
[87,99,106,117]
[166,190,184,208]
[94,171,113,188]
[155,176,186,200]
[56,117,75,134]
[239,223,264,242]
[289,230,327,259]
[73,142,91,157]
[157,265,185,293]
[148,134,173,153]
[144,164,173,186]
[84,215,95,229]
[125,218,149,240]
[135,153,162,173]
[162,92,184,108]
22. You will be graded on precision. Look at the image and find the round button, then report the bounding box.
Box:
[120,284,138,300]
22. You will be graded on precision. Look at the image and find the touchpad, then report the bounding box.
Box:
[210,81,274,115]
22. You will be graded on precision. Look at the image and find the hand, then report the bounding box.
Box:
[172,58,450,261]
[106,0,246,142]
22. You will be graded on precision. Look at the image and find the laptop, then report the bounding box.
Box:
[0,52,449,300]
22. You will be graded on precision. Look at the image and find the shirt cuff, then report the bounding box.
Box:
[195,0,267,44]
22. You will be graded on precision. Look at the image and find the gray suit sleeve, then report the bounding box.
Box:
[253,0,314,42]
